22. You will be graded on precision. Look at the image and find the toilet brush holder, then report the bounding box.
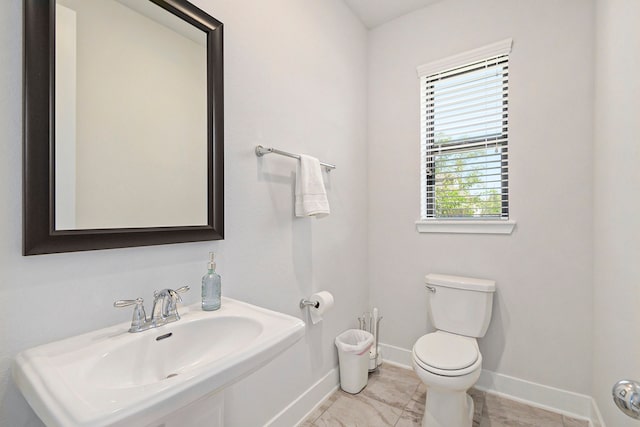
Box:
[368,349,379,372]
[358,311,383,372]
[368,316,383,372]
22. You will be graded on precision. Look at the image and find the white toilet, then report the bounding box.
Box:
[412,273,496,427]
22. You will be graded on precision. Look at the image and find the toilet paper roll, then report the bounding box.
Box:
[309,291,334,325]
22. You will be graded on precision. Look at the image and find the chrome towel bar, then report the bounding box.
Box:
[255,145,336,171]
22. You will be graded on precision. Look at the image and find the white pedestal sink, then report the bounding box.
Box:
[13,298,305,427]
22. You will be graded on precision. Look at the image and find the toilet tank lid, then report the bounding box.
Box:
[425,273,496,292]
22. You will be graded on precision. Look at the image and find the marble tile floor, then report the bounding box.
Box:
[299,364,589,427]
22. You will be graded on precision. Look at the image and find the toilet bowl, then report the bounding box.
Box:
[412,331,482,427]
[412,274,495,427]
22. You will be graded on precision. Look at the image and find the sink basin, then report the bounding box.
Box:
[13,298,305,427]
[88,316,263,389]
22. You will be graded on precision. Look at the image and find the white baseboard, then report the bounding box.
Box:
[590,398,606,427]
[475,370,593,425]
[265,368,339,427]
[379,342,605,427]
[378,343,413,368]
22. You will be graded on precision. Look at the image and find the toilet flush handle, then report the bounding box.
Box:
[425,285,436,293]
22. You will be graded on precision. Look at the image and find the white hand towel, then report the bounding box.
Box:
[295,155,330,218]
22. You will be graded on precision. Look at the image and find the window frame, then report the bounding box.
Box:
[416,39,515,235]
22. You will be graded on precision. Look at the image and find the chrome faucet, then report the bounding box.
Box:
[114,286,190,333]
[151,286,189,325]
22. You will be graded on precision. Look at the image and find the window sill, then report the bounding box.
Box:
[415,219,516,235]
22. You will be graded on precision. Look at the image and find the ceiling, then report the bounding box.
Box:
[343,0,442,29]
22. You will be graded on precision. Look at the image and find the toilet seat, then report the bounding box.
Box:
[413,331,482,377]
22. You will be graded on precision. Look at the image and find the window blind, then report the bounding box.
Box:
[420,52,510,219]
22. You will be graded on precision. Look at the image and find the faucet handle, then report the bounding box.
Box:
[153,286,189,302]
[114,298,148,332]
[173,286,190,304]
[114,297,144,308]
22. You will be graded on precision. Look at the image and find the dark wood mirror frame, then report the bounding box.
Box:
[23,0,224,256]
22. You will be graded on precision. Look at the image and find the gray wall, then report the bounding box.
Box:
[592,0,640,424]
[367,0,595,394]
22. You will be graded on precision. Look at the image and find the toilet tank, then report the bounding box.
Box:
[425,273,496,338]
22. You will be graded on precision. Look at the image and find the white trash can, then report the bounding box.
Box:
[335,329,374,394]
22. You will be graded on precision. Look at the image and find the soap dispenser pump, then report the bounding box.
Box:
[202,252,221,311]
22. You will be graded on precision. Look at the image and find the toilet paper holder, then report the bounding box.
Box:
[299,299,320,309]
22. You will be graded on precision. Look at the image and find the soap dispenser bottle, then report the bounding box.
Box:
[202,252,221,311]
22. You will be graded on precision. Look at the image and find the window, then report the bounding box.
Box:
[417,39,514,233]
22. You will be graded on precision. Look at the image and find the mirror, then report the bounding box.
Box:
[54,0,209,230]
[24,0,224,255]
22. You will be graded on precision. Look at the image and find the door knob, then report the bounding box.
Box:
[613,379,640,419]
